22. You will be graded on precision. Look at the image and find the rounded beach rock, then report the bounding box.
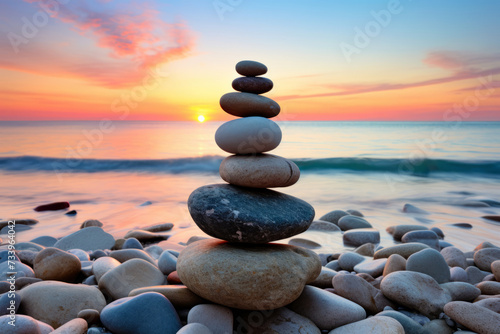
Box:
[92,256,121,282]
[401,230,440,250]
[319,210,350,225]
[220,154,300,188]
[474,248,500,271]
[176,239,321,310]
[98,258,165,300]
[100,292,181,334]
[235,60,267,76]
[129,285,206,309]
[0,314,54,334]
[287,285,366,330]
[382,254,406,276]
[33,247,81,282]
[50,318,87,334]
[177,323,213,334]
[54,226,114,251]
[380,271,451,318]
[187,304,233,334]
[492,260,500,281]
[406,248,450,283]
[338,215,372,231]
[440,246,467,269]
[232,76,273,94]
[386,225,428,241]
[343,228,380,246]
[187,184,315,243]
[444,301,500,333]
[18,281,106,329]
[329,316,404,334]
[235,307,320,334]
[374,242,430,259]
[220,92,280,118]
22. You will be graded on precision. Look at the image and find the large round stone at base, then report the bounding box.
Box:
[187,184,315,243]
[177,239,321,310]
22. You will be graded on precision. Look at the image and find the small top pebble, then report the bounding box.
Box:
[235,60,267,77]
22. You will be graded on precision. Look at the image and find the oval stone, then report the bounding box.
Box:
[176,239,321,310]
[232,77,273,94]
[235,60,267,76]
[219,154,300,188]
[33,247,81,282]
[215,117,281,154]
[187,184,315,243]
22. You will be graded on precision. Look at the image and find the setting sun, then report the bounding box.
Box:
[197,115,205,122]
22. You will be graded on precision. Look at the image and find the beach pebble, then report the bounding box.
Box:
[33,247,81,282]
[158,250,177,275]
[0,292,20,316]
[98,258,165,300]
[177,323,213,334]
[113,238,125,250]
[65,209,77,216]
[492,260,500,280]
[177,239,320,310]
[346,209,364,217]
[450,223,473,229]
[77,308,100,326]
[288,285,366,330]
[122,237,143,249]
[338,215,372,230]
[333,273,395,314]
[50,318,87,333]
[354,258,387,277]
[444,301,500,333]
[167,271,182,284]
[477,281,500,295]
[380,271,452,318]
[100,292,181,334]
[14,276,41,290]
[430,227,444,238]
[309,267,337,288]
[375,311,426,334]
[383,254,406,276]
[109,249,156,265]
[19,280,106,328]
[34,201,70,211]
[450,267,468,282]
[16,249,38,266]
[343,228,380,246]
[0,261,35,280]
[232,76,273,94]
[474,297,500,313]
[401,230,440,250]
[1,223,32,234]
[14,241,45,251]
[406,248,450,283]
[441,247,467,269]
[237,307,321,334]
[187,184,314,243]
[54,227,114,251]
[143,222,174,232]
[219,154,299,188]
[374,242,430,259]
[215,117,281,154]
[129,285,206,309]
[0,314,54,333]
[81,219,103,228]
[440,282,481,301]
[403,203,429,214]
[67,248,90,261]
[329,316,404,334]
[124,229,168,242]
[474,247,500,271]
[187,304,233,334]
[319,210,350,225]
[288,238,321,249]
[0,250,20,263]
[220,92,280,118]
[144,245,164,259]
[235,60,267,76]
[475,241,500,251]
[92,256,121,282]
[326,260,341,271]
[308,220,342,232]
[387,225,428,241]
[466,266,490,284]
[354,243,376,257]
[338,252,365,271]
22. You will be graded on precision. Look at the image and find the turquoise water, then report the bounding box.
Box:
[1,121,499,251]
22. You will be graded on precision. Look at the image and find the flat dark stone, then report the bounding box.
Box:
[34,201,70,212]
[65,210,77,215]
[450,223,473,229]
[232,77,273,94]
[187,184,315,243]
[482,215,500,223]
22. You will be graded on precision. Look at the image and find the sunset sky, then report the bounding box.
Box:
[1,0,499,121]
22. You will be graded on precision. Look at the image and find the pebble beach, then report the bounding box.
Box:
[1,61,500,334]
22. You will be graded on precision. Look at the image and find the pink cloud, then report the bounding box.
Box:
[423,51,467,70]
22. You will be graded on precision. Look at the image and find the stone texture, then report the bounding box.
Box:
[122,237,143,250]
[440,282,480,302]
[386,225,428,241]
[232,76,273,94]
[123,229,168,242]
[466,266,490,284]
[338,252,365,271]
[30,235,57,247]
[319,210,350,225]
[380,271,452,318]
[19,281,106,328]
[77,309,100,326]
[80,219,103,228]
[54,227,114,251]
[307,220,342,232]
[406,248,451,283]
[33,247,81,282]
[129,285,206,309]
[375,311,427,334]
[333,273,396,314]
[177,239,321,310]
[100,292,181,334]
[109,249,156,265]
[422,319,453,334]
[354,243,376,257]
[219,154,299,188]
[492,260,500,281]
[329,316,404,334]
[383,254,407,276]
[474,248,500,271]
[215,117,281,154]
[187,304,233,334]
[235,60,267,76]
[288,285,366,330]
[309,267,337,288]
[158,250,177,275]
[477,281,500,295]
[143,222,174,232]
[177,323,213,334]
[34,201,69,211]
[354,258,387,277]
[288,238,321,249]
[338,215,372,230]
[374,243,430,259]
[220,92,280,118]
[441,247,467,269]
[187,184,315,243]
[92,256,121,282]
[401,230,440,250]
[449,266,468,282]
[444,301,500,334]
[98,258,165,300]
[51,318,88,334]
[0,261,35,280]
[0,314,54,334]
[343,228,380,246]
[474,297,500,313]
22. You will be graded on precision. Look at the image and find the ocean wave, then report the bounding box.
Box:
[1,155,499,177]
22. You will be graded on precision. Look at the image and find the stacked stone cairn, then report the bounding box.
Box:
[177,60,322,311]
